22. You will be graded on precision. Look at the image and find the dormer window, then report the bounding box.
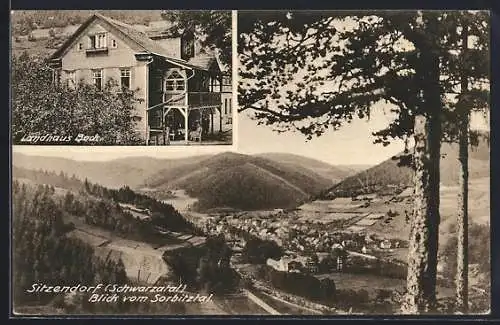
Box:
[89,33,107,49]
[86,33,108,55]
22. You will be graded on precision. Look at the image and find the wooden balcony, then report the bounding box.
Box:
[148,92,222,117]
[188,92,221,108]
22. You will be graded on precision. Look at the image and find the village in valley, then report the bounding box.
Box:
[11,145,490,315]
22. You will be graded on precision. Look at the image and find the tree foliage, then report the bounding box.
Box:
[161,10,232,69]
[441,223,491,286]
[242,237,284,264]
[11,10,163,36]
[238,10,489,145]
[12,181,128,309]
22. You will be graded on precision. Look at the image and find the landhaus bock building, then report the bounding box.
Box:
[48,13,232,145]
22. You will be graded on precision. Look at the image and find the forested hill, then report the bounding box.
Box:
[13,166,197,234]
[12,153,211,189]
[12,181,130,313]
[13,151,355,211]
[11,10,163,35]
[142,152,349,211]
[323,139,490,198]
[12,178,204,314]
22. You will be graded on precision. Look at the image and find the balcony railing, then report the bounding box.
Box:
[188,92,221,108]
[148,92,222,117]
[86,47,109,55]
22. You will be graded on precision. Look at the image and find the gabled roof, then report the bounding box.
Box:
[49,13,219,72]
[188,54,219,72]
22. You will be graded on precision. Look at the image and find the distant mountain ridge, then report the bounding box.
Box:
[325,140,490,198]
[256,152,370,183]
[13,151,361,211]
[144,152,335,193]
[12,153,211,189]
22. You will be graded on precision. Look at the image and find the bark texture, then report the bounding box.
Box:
[456,25,470,313]
[403,50,441,314]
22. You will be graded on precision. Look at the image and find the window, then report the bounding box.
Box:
[89,33,107,49]
[120,68,131,90]
[165,70,185,91]
[224,98,228,115]
[66,70,76,88]
[78,43,83,51]
[222,75,231,92]
[111,39,117,48]
[228,98,232,114]
[92,69,103,90]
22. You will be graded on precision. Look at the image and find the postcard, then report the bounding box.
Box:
[10,9,490,317]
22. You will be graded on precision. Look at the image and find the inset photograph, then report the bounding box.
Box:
[11,10,233,145]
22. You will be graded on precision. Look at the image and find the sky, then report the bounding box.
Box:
[238,105,406,165]
[12,106,489,166]
[11,105,407,166]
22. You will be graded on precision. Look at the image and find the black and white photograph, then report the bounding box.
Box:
[10,9,491,317]
[238,10,490,315]
[11,10,233,146]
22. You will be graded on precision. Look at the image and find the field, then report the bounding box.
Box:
[161,190,198,212]
[315,273,454,299]
[66,229,110,247]
[62,211,200,284]
[299,199,365,213]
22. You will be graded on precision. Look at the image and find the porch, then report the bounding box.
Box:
[145,54,229,145]
[146,92,227,145]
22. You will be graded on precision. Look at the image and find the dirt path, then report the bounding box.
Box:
[243,289,281,315]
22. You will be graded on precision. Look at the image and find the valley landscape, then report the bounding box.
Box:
[11,140,490,315]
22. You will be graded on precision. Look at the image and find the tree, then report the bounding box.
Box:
[441,222,490,312]
[441,13,489,313]
[238,10,489,313]
[160,10,232,69]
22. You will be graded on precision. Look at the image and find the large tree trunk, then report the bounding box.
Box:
[403,112,441,314]
[403,52,442,314]
[455,112,469,312]
[456,25,469,313]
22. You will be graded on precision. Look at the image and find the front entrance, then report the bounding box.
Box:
[147,107,217,145]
